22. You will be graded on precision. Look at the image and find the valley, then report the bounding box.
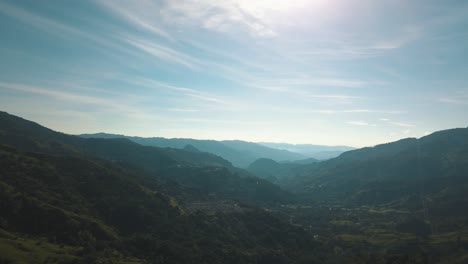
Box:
[0,111,467,263]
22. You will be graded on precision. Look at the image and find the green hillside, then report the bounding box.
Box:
[0,111,322,263]
[0,111,293,206]
[1,111,468,263]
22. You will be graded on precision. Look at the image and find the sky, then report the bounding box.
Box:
[0,0,467,147]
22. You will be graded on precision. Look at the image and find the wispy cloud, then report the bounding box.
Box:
[0,82,112,106]
[0,1,144,63]
[273,26,423,62]
[439,97,468,105]
[122,36,199,69]
[125,77,233,106]
[0,2,85,39]
[303,94,363,100]
[247,82,366,105]
[342,109,371,113]
[347,118,414,128]
[167,108,200,113]
[159,0,277,37]
[341,109,403,114]
[95,0,174,41]
[346,121,376,126]
[251,77,367,89]
[369,26,422,50]
[379,118,415,127]
[389,122,415,127]
[0,82,158,121]
[297,93,364,105]
[180,118,276,126]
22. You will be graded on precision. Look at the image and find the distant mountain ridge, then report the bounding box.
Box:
[80,133,309,167]
[280,127,468,208]
[0,111,292,205]
[259,142,355,160]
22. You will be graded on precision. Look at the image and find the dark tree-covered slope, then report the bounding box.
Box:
[0,145,323,264]
[0,111,293,205]
[0,111,322,263]
[282,128,468,209]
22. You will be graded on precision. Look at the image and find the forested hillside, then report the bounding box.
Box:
[0,111,322,263]
[282,128,468,207]
[1,112,468,263]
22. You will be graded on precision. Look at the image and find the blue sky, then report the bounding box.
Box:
[0,0,467,147]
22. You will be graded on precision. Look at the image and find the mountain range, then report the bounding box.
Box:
[259,142,355,160]
[79,133,352,167]
[0,112,293,206]
[0,111,326,263]
[281,128,468,207]
[1,111,468,263]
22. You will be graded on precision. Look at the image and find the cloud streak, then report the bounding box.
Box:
[124,77,233,106]
[388,121,415,127]
[346,121,376,127]
[159,0,277,37]
[95,0,174,41]
[122,36,199,69]
[439,97,468,105]
[0,82,158,121]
